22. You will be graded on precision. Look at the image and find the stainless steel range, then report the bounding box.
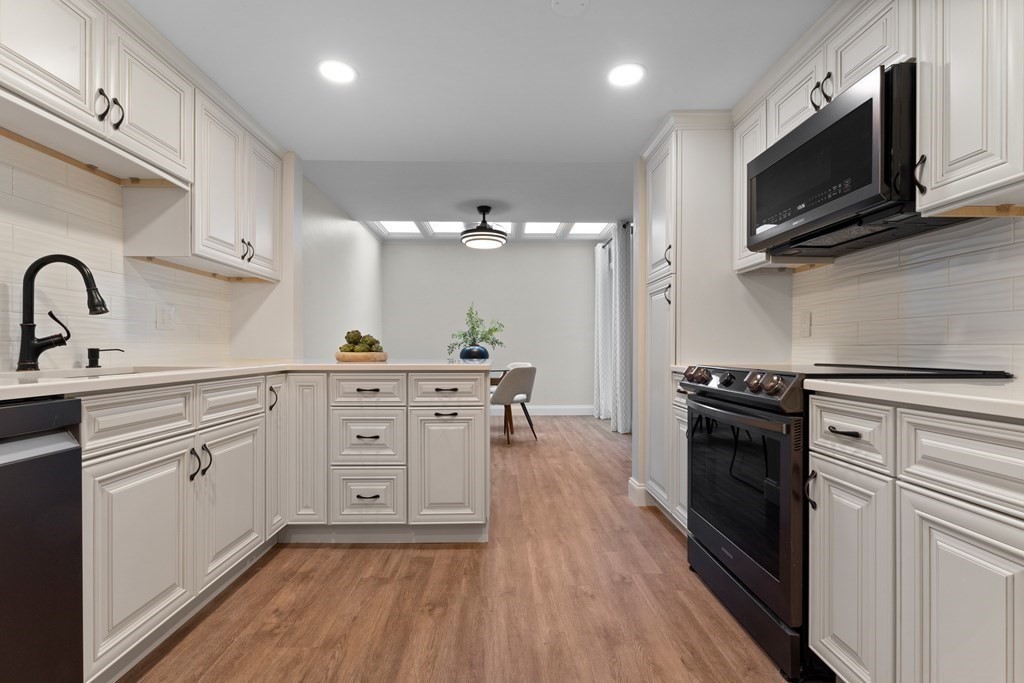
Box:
[678,363,1012,681]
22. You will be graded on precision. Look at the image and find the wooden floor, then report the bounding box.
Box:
[125,416,781,682]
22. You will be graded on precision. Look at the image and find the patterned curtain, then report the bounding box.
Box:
[594,224,632,433]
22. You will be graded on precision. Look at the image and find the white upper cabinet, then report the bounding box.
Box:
[0,0,106,134]
[244,135,283,278]
[766,48,826,146]
[916,0,1024,215]
[733,103,768,272]
[824,0,913,99]
[193,92,246,268]
[106,19,193,181]
[644,133,675,284]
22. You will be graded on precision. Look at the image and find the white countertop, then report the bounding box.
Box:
[806,377,1024,422]
[0,359,491,402]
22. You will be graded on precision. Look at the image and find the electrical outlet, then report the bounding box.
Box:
[157,304,176,330]
[800,311,812,338]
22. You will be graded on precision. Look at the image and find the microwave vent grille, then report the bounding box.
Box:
[795,223,890,248]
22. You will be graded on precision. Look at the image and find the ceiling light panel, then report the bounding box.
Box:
[428,222,466,234]
[608,63,645,87]
[379,221,421,235]
[318,60,358,84]
[523,222,561,235]
[569,222,611,235]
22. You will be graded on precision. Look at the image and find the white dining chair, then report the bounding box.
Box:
[490,366,537,445]
[491,362,533,395]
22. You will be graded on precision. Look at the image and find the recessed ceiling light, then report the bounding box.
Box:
[569,222,610,235]
[429,222,466,234]
[319,60,357,84]
[379,221,420,235]
[524,222,561,235]
[608,63,645,87]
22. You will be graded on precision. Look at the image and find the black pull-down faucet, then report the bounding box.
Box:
[17,254,109,371]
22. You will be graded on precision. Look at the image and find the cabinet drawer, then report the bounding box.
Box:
[409,373,486,405]
[329,408,406,466]
[899,409,1024,518]
[78,385,195,456]
[330,373,406,405]
[197,377,265,427]
[329,467,407,524]
[810,395,895,474]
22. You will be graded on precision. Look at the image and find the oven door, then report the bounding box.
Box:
[687,395,804,626]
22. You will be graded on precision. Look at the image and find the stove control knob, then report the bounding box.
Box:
[763,374,786,396]
[692,367,712,384]
[719,372,736,387]
[683,365,698,381]
[746,372,764,393]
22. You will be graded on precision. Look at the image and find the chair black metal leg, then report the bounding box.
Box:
[521,403,537,440]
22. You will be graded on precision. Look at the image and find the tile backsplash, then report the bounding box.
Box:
[792,217,1024,375]
[0,136,231,371]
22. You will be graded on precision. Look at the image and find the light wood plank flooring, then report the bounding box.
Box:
[125,416,781,682]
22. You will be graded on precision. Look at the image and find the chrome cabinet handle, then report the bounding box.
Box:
[810,82,822,112]
[111,98,125,130]
[828,424,862,439]
[805,470,818,510]
[200,444,213,475]
[96,88,111,121]
[189,448,201,481]
[821,71,834,102]
[269,385,278,411]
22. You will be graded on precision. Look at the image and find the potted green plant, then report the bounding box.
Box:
[447,304,505,361]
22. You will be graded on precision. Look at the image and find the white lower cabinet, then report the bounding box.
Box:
[808,452,895,683]
[670,402,688,527]
[899,483,1024,683]
[408,407,487,524]
[264,374,288,537]
[287,373,327,524]
[644,277,673,506]
[83,436,194,681]
[194,416,264,591]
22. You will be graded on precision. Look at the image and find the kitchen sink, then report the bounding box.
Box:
[0,366,208,384]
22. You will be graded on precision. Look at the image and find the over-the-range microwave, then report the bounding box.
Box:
[746,62,962,258]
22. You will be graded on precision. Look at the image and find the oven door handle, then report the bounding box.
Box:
[688,400,789,435]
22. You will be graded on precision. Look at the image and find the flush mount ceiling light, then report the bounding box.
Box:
[569,222,611,235]
[461,206,508,250]
[318,60,358,84]
[523,222,561,235]
[608,63,645,87]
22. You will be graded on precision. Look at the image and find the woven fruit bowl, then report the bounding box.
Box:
[335,351,388,363]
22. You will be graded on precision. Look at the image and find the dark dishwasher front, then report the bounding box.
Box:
[0,397,83,681]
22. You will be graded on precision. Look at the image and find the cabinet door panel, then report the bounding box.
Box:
[108,20,193,181]
[644,280,672,506]
[288,374,327,524]
[83,436,194,679]
[825,0,912,97]
[0,0,105,133]
[733,103,768,271]
[194,92,245,265]
[899,484,1024,683]
[245,136,282,278]
[917,0,1024,212]
[408,407,486,524]
[265,374,287,536]
[766,49,825,145]
[671,404,688,526]
[808,454,895,683]
[195,417,263,591]
[645,137,674,283]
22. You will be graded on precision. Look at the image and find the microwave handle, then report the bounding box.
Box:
[689,400,789,436]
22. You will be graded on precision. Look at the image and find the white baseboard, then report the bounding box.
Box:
[489,404,594,416]
[628,477,655,506]
[280,524,488,543]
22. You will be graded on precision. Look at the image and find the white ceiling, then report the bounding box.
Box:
[128,0,833,226]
